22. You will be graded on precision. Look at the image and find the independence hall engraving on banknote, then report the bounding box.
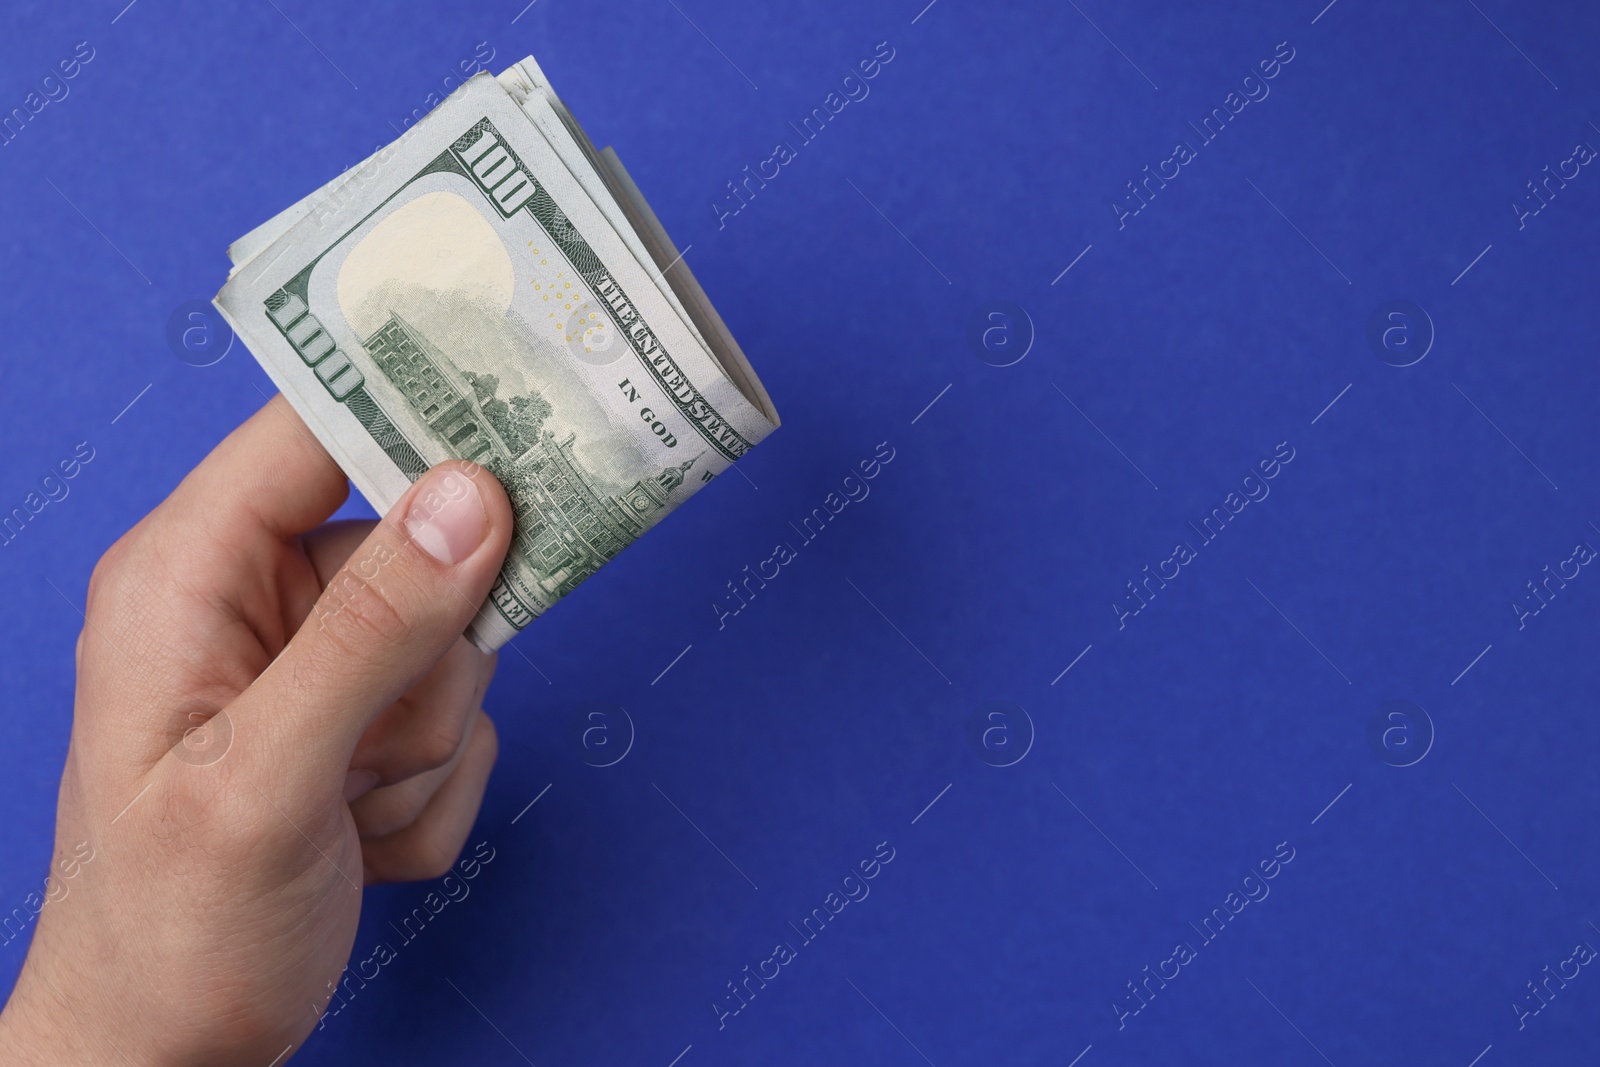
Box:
[364,312,695,603]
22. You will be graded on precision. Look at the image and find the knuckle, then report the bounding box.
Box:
[145,768,258,869]
[475,712,499,763]
[315,557,413,654]
[411,836,462,881]
[84,532,134,612]
[414,720,465,772]
[372,834,460,884]
[355,788,429,840]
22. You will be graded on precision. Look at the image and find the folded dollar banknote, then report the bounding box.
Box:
[216,55,778,653]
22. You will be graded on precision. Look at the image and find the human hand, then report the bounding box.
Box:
[0,396,515,1064]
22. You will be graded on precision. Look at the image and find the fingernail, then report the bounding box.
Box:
[405,468,488,566]
[343,769,380,803]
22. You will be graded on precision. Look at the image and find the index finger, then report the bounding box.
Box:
[73,394,353,775]
[152,393,350,546]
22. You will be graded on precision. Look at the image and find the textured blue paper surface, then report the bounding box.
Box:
[2,0,1598,1063]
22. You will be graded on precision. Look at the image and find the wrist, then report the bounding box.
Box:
[4,945,305,1067]
[1,956,164,1066]
[0,969,97,1065]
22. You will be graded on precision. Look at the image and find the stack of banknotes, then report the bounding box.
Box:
[217,55,779,653]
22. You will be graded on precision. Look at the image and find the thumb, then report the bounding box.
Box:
[235,461,513,789]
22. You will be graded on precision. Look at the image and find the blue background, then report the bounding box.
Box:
[2,0,1599,1063]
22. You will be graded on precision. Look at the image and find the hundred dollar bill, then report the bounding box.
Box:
[216,69,778,653]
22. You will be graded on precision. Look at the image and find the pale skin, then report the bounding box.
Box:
[0,396,516,1064]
